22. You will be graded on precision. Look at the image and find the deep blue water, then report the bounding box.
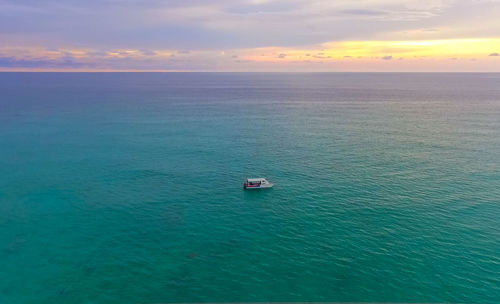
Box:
[1,73,500,303]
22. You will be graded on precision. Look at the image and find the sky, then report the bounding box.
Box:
[1,0,500,71]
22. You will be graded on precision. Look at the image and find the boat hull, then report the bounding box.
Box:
[244,183,273,189]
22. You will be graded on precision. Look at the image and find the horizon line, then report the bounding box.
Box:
[2,70,500,73]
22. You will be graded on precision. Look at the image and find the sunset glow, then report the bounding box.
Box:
[1,0,500,71]
[242,39,500,62]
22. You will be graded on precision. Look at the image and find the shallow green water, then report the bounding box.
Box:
[1,73,500,303]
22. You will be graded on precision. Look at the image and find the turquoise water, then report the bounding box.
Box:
[1,73,500,303]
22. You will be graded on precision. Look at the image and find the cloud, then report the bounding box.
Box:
[0,0,464,50]
[489,52,499,56]
[3,38,500,71]
[0,56,88,68]
[340,9,386,16]
[140,49,156,56]
[2,1,500,71]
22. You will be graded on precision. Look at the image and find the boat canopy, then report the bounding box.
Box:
[247,178,266,183]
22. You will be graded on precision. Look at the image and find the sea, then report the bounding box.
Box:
[1,73,499,304]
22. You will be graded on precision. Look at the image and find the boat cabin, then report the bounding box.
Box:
[244,177,273,189]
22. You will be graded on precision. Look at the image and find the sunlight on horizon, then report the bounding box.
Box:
[243,38,500,62]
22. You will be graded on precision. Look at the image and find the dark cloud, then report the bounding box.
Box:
[0,56,87,68]
[88,50,108,56]
[278,53,286,58]
[489,53,499,56]
[381,55,392,60]
[140,49,156,56]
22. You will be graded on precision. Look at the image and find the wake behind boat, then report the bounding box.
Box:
[244,178,273,189]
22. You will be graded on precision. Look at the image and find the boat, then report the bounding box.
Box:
[244,178,273,189]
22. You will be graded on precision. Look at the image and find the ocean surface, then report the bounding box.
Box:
[1,73,500,304]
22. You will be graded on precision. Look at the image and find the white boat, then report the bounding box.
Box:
[244,178,273,189]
